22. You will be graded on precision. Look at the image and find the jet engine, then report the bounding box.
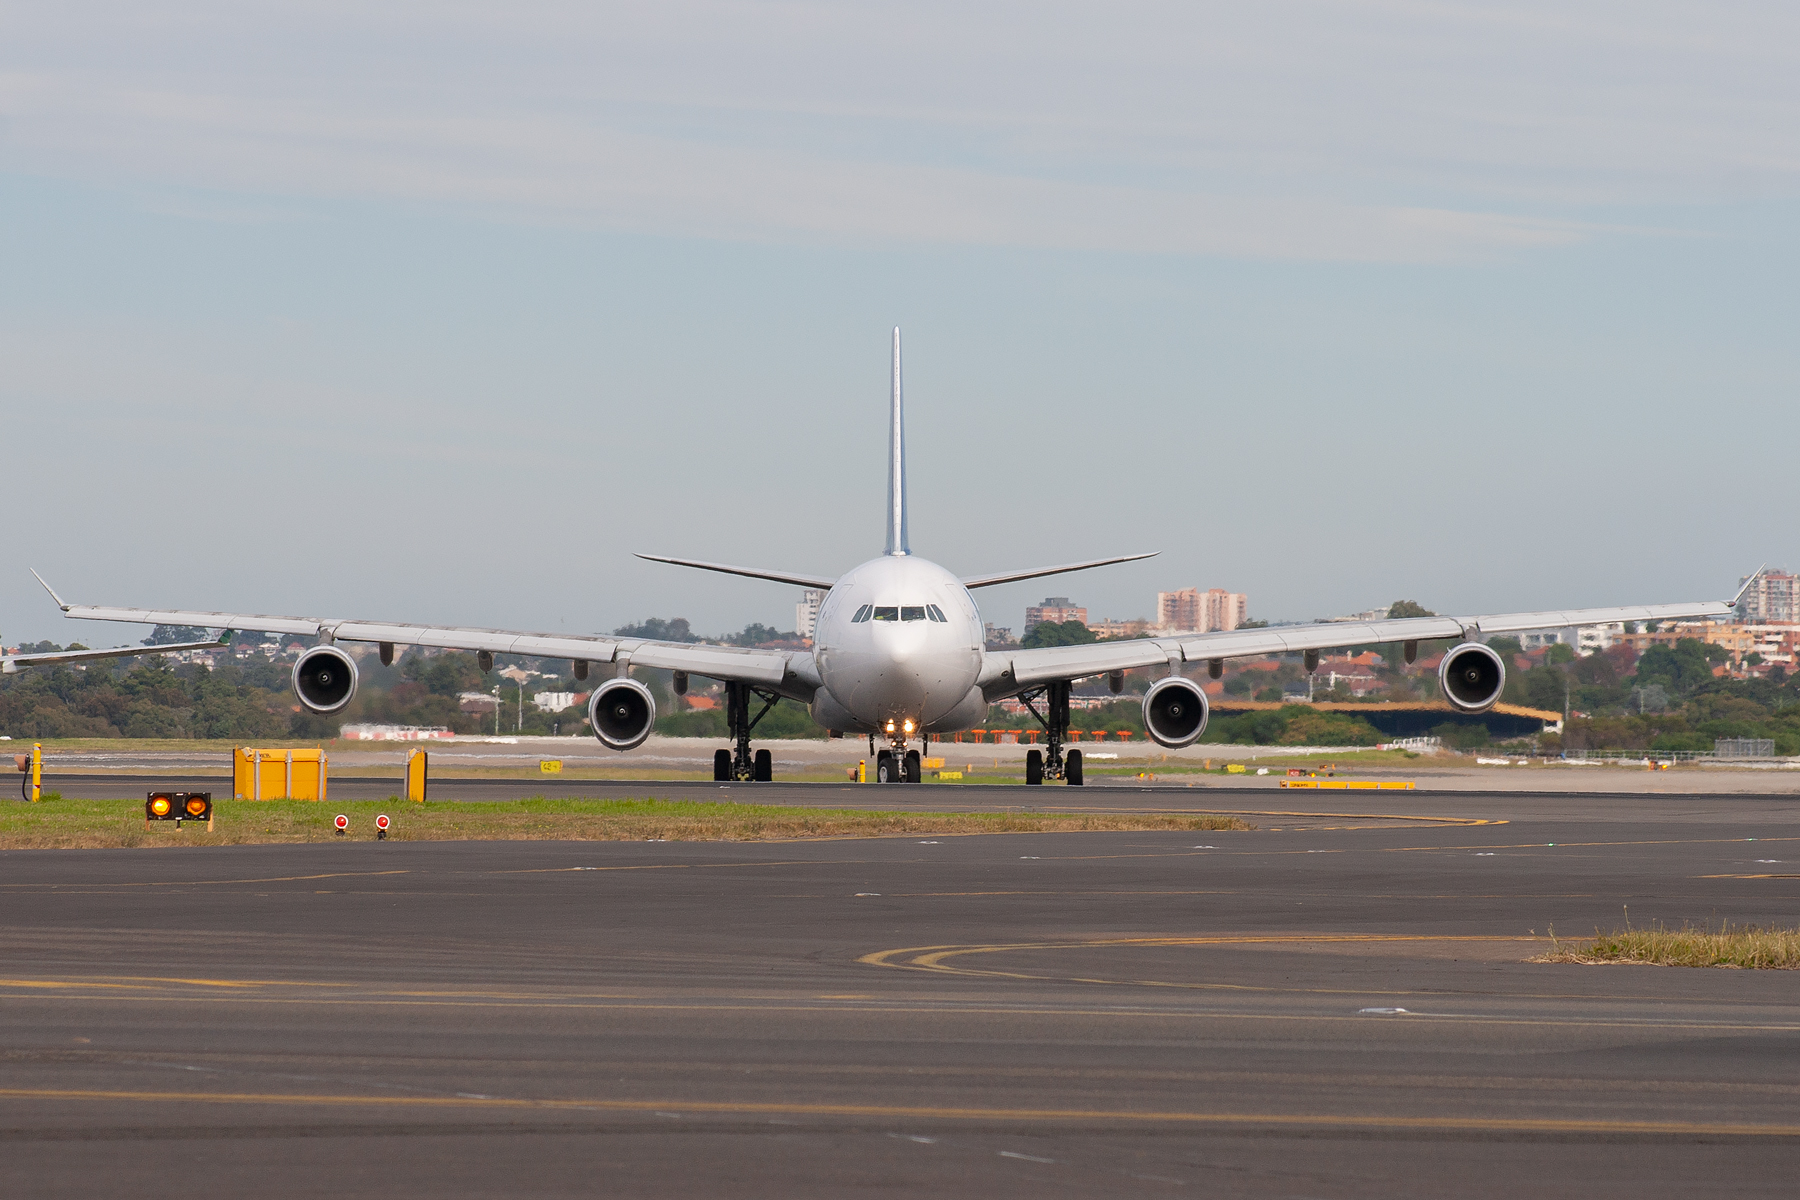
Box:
[1142,675,1209,748]
[1438,642,1507,713]
[588,677,657,751]
[292,645,359,715]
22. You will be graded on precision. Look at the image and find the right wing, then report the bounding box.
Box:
[34,574,809,694]
[960,552,1157,589]
[982,597,1741,697]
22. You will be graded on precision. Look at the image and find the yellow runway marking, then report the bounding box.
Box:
[0,975,355,991]
[5,985,1799,1028]
[0,1087,1795,1137]
[862,934,1539,992]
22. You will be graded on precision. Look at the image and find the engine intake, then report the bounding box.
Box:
[588,678,657,751]
[292,645,358,714]
[1439,642,1507,713]
[1143,676,1209,748]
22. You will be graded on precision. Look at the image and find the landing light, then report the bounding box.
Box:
[903,719,914,734]
[886,720,895,732]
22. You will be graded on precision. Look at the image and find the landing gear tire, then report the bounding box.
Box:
[1025,749,1044,786]
[904,749,921,784]
[713,749,731,782]
[1066,748,1083,786]
[753,748,772,782]
[876,750,896,783]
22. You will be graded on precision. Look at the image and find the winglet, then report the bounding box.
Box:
[1729,564,1767,610]
[30,569,69,612]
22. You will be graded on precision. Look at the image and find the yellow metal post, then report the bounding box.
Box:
[30,742,42,802]
[405,748,427,803]
[857,759,866,784]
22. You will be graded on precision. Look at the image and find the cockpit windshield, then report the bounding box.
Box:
[854,604,948,624]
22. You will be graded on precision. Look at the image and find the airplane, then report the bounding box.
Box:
[3,630,231,674]
[31,329,1747,785]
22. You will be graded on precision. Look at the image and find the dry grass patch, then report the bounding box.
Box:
[1535,923,1800,969]
[0,796,1251,849]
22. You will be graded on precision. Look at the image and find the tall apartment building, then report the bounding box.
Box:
[1737,570,1798,624]
[1157,587,1248,633]
[1024,597,1087,632]
[795,589,826,640]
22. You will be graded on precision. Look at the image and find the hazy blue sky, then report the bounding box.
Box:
[3,2,1796,645]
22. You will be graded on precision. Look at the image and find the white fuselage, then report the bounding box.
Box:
[809,555,988,737]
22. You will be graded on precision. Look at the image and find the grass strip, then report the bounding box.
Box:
[0,796,1252,850]
[1535,923,1800,969]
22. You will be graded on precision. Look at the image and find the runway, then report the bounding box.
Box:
[3,797,1799,1196]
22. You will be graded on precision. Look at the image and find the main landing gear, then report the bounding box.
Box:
[1018,680,1083,787]
[713,681,777,782]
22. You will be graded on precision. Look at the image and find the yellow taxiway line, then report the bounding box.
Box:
[0,1087,1795,1137]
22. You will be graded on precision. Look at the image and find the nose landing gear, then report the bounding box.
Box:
[872,739,923,784]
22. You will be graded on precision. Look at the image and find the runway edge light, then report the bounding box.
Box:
[334,813,349,835]
[376,814,390,840]
[146,792,212,831]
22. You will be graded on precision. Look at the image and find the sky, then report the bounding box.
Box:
[2,1,1797,646]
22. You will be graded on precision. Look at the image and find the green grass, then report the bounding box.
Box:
[0,795,1253,849]
[1537,923,1800,969]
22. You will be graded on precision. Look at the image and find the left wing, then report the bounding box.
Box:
[32,573,806,693]
[3,630,231,674]
[981,595,1742,697]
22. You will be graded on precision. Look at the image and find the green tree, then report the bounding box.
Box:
[1020,620,1098,649]
[613,618,696,642]
[1635,639,1717,694]
[1388,600,1436,619]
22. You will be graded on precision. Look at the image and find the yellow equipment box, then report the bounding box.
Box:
[233,747,329,801]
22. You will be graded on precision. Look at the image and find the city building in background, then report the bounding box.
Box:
[1024,597,1087,632]
[1156,587,1247,633]
[983,623,1017,648]
[795,588,826,640]
[1737,569,1797,623]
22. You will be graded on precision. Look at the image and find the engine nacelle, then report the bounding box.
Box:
[1143,675,1209,748]
[1439,642,1507,713]
[292,645,359,715]
[588,677,656,751]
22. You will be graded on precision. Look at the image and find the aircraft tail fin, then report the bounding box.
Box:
[885,327,909,556]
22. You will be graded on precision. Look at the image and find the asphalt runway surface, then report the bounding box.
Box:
[4,795,1800,1197]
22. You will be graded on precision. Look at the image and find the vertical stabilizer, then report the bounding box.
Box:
[885,327,910,556]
